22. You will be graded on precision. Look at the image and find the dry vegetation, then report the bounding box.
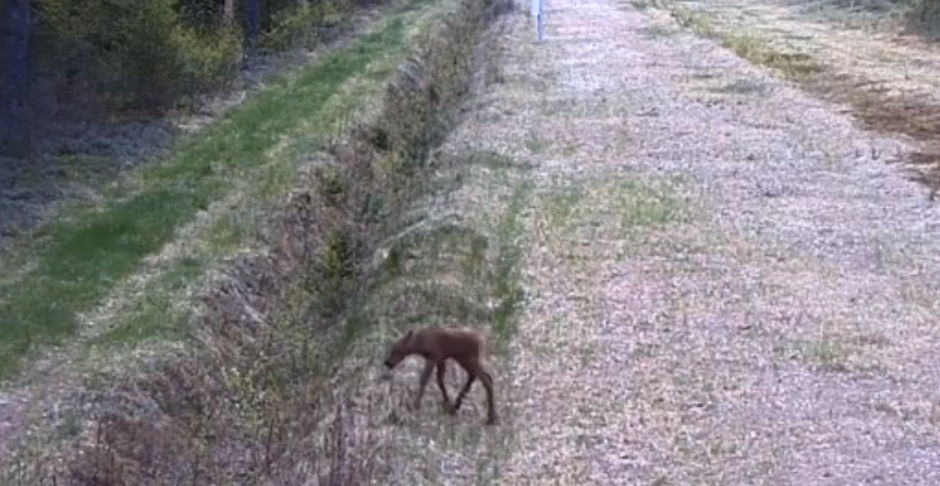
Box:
[639,0,940,196]
[2,0,517,483]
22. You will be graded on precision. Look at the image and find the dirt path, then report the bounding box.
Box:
[448,0,940,483]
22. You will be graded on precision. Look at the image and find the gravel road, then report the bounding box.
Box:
[450,0,940,483]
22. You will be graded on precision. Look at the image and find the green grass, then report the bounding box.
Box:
[666,4,822,80]
[490,177,532,356]
[0,0,435,381]
[545,182,586,229]
[616,179,686,231]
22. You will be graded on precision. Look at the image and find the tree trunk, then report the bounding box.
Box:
[223,0,235,27]
[247,0,259,46]
[1,0,31,156]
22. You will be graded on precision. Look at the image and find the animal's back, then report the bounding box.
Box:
[437,328,484,359]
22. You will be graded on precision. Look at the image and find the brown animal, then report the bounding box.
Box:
[384,326,498,425]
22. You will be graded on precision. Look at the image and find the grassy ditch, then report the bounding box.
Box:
[0,0,437,381]
[4,0,518,483]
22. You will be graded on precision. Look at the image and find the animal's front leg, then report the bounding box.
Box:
[414,360,435,410]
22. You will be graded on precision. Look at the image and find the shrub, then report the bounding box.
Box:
[907,0,940,26]
[260,0,352,50]
[171,25,244,108]
[37,0,243,113]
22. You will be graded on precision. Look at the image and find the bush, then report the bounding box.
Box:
[260,0,352,50]
[171,26,244,108]
[37,0,243,113]
[907,0,940,26]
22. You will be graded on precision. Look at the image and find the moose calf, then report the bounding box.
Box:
[383,326,498,425]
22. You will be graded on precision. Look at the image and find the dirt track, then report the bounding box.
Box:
[424,0,940,482]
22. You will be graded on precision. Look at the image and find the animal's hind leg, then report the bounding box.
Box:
[436,361,456,415]
[452,358,478,411]
[413,360,435,410]
[455,358,498,424]
[452,372,476,411]
[478,369,498,425]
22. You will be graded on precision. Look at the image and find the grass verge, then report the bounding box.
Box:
[342,147,529,483]
[491,178,531,353]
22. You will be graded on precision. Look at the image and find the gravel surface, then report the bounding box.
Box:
[444,0,940,483]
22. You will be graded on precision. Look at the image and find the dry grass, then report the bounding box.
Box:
[646,0,940,197]
[667,4,823,79]
[1,0,518,483]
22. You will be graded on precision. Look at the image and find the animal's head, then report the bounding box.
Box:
[384,329,416,369]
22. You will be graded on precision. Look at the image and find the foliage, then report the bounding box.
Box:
[260,0,352,49]
[37,0,242,113]
[27,0,375,116]
[906,0,940,26]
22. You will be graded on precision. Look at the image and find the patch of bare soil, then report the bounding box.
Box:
[647,0,940,194]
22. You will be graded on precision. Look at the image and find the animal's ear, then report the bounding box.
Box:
[402,329,415,342]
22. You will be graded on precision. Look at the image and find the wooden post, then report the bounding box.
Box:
[223,0,235,27]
